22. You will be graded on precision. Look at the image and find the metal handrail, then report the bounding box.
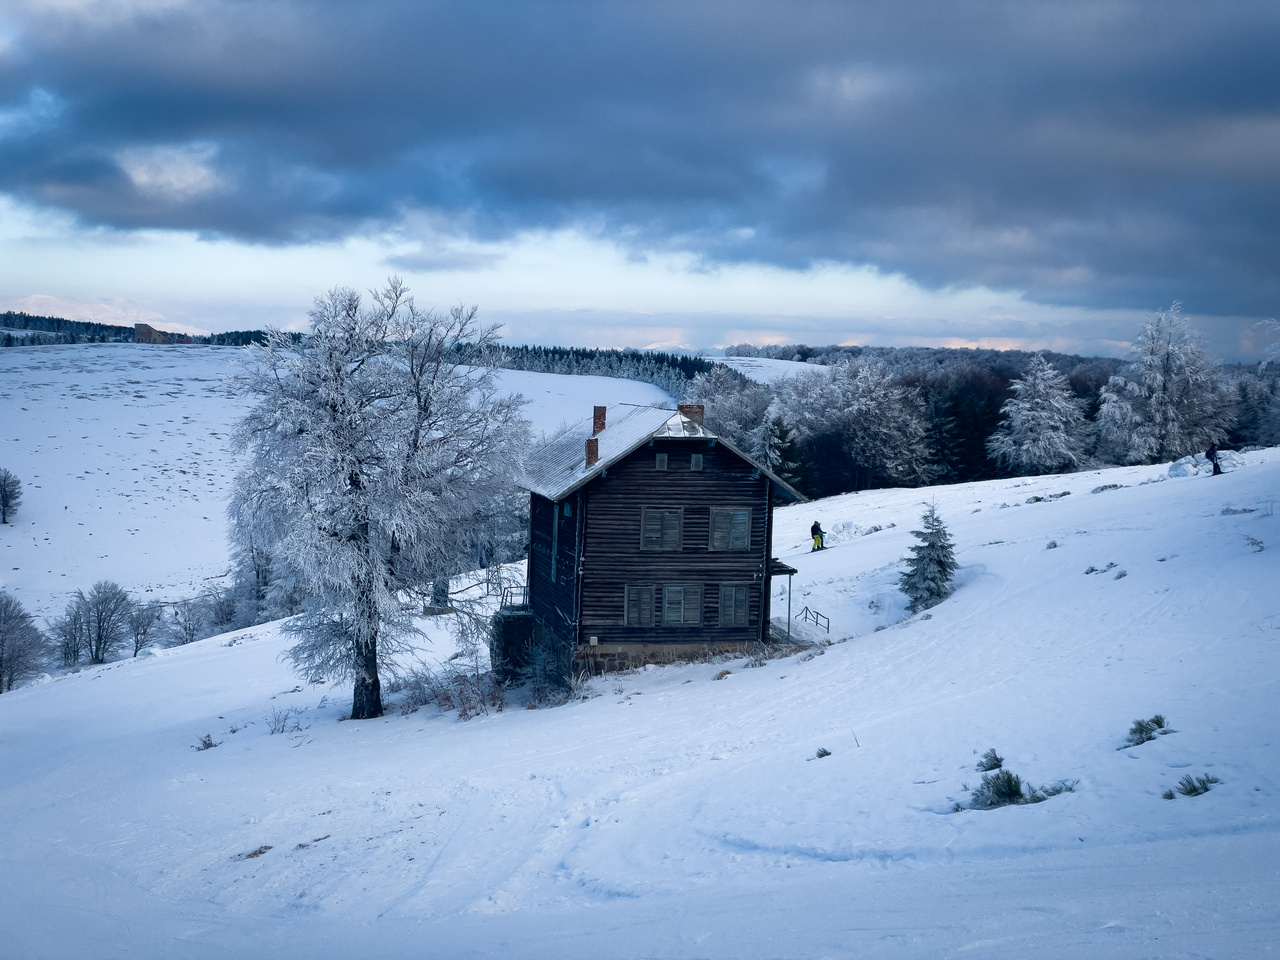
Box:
[500,586,529,608]
[795,606,829,633]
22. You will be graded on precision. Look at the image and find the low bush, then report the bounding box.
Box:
[1174,773,1219,797]
[970,769,1027,809]
[1121,714,1169,748]
[976,748,1004,772]
[266,706,302,735]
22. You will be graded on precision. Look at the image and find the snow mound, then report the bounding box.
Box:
[1168,450,1244,477]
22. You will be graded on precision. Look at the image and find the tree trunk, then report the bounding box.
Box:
[351,635,383,719]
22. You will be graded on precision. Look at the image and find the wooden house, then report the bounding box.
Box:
[512,402,803,673]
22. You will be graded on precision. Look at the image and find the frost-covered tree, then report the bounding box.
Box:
[682,366,773,459]
[126,601,163,657]
[1096,304,1232,464]
[0,590,46,692]
[81,581,133,664]
[777,360,935,492]
[231,279,527,720]
[986,354,1087,474]
[49,596,89,667]
[898,504,958,613]
[0,468,22,524]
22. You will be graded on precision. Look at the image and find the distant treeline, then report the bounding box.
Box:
[483,343,718,398]
[1,311,136,345]
[0,311,269,348]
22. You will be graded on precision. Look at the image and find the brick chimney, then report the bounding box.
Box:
[593,405,606,434]
[677,403,705,426]
[585,436,599,467]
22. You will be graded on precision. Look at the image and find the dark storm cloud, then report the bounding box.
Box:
[2,1,1279,316]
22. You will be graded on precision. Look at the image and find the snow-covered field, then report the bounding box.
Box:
[0,343,669,617]
[718,354,831,383]
[1,344,1278,958]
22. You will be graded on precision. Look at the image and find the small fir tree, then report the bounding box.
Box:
[760,414,806,489]
[899,504,958,613]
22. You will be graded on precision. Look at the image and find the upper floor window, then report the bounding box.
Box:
[641,507,683,550]
[655,453,668,470]
[690,453,704,471]
[709,508,751,551]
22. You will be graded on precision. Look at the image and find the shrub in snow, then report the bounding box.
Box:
[898,504,958,613]
[0,468,22,524]
[965,769,1077,810]
[1046,540,1058,549]
[193,733,220,751]
[815,748,832,759]
[1121,714,1169,748]
[1174,773,1219,797]
[396,660,506,720]
[1245,535,1264,553]
[986,354,1088,474]
[266,707,302,735]
[969,769,1027,809]
[976,748,1004,772]
[1039,779,1079,798]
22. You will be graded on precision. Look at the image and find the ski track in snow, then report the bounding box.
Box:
[1,344,1279,958]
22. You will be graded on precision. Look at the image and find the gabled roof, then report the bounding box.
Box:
[519,403,805,503]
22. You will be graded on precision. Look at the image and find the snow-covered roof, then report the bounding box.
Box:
[520,403,804,502]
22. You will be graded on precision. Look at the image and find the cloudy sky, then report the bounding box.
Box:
[1,1,1277,359]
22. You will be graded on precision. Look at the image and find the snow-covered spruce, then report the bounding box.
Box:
[898,503,958,613]
[986,353,1088,474]
[1095,302,1233,465]
[230,279,528,720]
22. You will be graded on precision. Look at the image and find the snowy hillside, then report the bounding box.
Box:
[0,343,670,617]
[1,442,1276,958]
[718,354,832,383]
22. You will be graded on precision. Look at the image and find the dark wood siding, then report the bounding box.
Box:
[577,438,769,645]
[528,492,579,645]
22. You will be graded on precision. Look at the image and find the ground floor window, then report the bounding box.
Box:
[663,584,702,625]
[624,585,655,626]
[719,583,750,627]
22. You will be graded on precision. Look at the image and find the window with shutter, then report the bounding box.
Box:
[718,583,750,626]
[663,584,701,625]
[709,508,751,551]
[641,507,683,550]
[625,585,655,626]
